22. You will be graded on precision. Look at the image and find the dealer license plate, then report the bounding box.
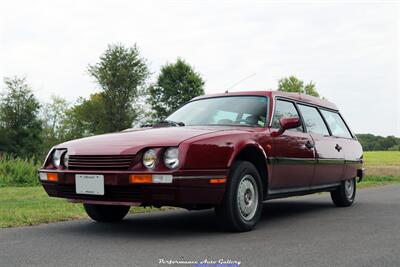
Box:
[75,174,104,195]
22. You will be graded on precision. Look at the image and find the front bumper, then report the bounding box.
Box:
[39,170,227,206]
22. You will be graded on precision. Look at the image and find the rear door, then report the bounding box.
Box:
[269,99,316,190]
[297,104,345,186]
[319,109,363,180]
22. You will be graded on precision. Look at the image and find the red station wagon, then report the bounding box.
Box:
[39,91,364,232]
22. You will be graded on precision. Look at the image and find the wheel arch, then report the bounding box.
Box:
[228,144,269,198]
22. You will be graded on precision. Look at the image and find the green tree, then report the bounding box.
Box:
[0,77,42,158]
[278,75,320,97]
[39,95,69,153]
[148,58,205,120]
[356,134,400,151]
[388,144,400,151]
[61,93,108,139]
[41,95,68,140]
[88,44,149,132]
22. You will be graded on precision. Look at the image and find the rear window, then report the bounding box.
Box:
[320,110,353,138]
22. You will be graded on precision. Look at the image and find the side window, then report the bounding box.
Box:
[320,110,353,138]
[297,104,330,135]
[272,100,303,131]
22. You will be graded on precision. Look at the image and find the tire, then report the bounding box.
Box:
[84,204,130,222]
[330,178,356,207]
[215,160,263,232]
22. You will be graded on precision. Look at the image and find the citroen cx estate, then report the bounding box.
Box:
[39,91,364,232]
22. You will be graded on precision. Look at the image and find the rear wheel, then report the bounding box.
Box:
[330,178,356,207]
[84,204,130,222]
[215,160,263,232]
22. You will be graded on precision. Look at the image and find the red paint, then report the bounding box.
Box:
[39,91,363,207]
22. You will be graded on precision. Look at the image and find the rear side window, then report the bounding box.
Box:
[272,100,303,131]
[320,110,353,138]
[297,104,329,135]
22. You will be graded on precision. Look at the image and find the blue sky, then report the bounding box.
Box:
[1,0,399,136]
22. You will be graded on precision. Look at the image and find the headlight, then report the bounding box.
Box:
[143,149,157,169]
[164,147,179,169]
[63,153,69,167]
[52,149,66,168]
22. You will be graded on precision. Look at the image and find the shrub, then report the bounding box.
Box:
[0,155,41,187]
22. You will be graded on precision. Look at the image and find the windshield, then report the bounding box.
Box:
[166,96,269,127]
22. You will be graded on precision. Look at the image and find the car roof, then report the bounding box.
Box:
[193,90,338,111]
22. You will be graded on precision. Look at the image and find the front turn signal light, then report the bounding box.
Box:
[129,174,173,184]
[209,177,227,184]
[47,173,59,181]
[39,172,58,182]
[129,174,153,184]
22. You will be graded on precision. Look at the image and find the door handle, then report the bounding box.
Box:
[305,141,314,150]
[335,144,342,152]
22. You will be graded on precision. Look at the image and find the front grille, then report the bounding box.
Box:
[45,184,141,201]
[68,155,135,170]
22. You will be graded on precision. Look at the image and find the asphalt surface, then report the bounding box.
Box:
[1,185,400,267]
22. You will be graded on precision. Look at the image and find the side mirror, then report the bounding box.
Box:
[271,117,301,137]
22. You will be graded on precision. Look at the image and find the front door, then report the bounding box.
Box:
[269,99,316,190]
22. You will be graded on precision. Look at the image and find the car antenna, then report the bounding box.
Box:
[225,73,256,93]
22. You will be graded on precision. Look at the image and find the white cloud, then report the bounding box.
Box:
[1,0,399,136]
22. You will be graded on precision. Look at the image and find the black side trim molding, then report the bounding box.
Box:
[269,157,359,165]
[266,182,341,200]
[346,159,363,165]
[269,157,315,165]
[317,159,345,165]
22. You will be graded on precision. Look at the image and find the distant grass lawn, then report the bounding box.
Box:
[364,151,399,177]
[0,151,398,228]
[363,151,400,166]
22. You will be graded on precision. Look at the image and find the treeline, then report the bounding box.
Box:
[356,134,400,151]
[0,44,205,159]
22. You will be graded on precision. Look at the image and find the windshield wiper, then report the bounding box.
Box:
[154,120,185,127]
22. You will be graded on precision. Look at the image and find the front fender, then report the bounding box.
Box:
[180,130,267,170]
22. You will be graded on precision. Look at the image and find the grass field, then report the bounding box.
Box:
[363,151,399,177]
[0,151,399,228]
[363,151,400,166]
[0,187,86,228]
[0,187,171,228]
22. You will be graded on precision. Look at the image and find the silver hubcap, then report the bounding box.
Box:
[237,174,259,221]
[344,179,355,199]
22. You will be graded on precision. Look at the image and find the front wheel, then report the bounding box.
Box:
[84,204,130,222]
[330,178,356,207]
[215,161,263,232]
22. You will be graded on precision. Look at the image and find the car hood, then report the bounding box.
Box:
[57,126,238,155]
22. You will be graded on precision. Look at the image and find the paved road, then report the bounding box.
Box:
[1,185,400,267]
